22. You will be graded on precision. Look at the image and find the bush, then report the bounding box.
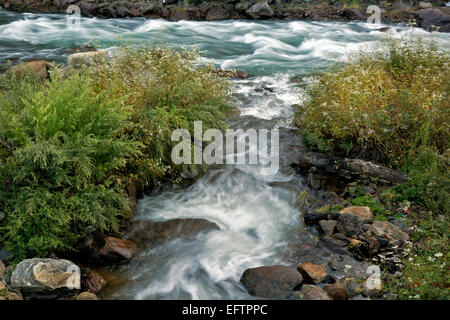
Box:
[295,37,449,213]
[0,45,232,259]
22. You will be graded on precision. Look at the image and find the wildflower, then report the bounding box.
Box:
[434,252,443,258]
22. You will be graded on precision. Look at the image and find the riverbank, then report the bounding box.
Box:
[1,0,450,32]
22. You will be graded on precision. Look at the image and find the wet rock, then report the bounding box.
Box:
[240,265,303,298]
[170,8,190,21]
[335,213,364,238]
[337,276,360,297]
[206,6,230,20]
[319,220,336,236]
[297,262,328,283]
[11,258,80,299]
[9,60,53,80]
[246,2,274,19]
[303,211,329,226]
[67,50,108,67]
[340,206,373,222]
[82,270,106,294]
[372,221,409,242]
[125,218,220,246]
[95,236,138,263]
[323,283,347,300]
[417,8,450,32]
[76,291,100,300]
[303,286,331,300]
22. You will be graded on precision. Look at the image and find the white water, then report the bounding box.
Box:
[1,8,448,299]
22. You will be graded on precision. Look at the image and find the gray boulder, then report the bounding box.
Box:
[335,213,364,238]
[245,2,274,19]
[240,265,303,298]
[11,258,80,299]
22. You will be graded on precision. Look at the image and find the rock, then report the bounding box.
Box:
[235,2,251,12]
[337,276,360,297]
[169,9,190,21]
[372,221,409,241]
[240,265,303,298]
[67,50,108,67]
[0,211,5,222]
[419,2,433,9]
[343,8,365,20]
[0,260,5,278]
[361,272,383,298]
[319,220,336,236]
[303,286,331,300]
[304,211,329,226]
[323,283,347,300]
[297,262,328,283]
[335,213,364,238]
[348,238,362,249]
[11,258,80,299]
[245,2,274,19]
[417,8,450,31]
[126,218,219,245]
[206,7,230,20]
[82,270,106,294]
[9,60,53,80]
[76,291,100,300]
[96,236,138,263]
[0,281,6,291]
[340,206,373,222]
[307,172,321,189]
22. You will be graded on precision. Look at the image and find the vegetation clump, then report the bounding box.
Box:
[0,45,231,259]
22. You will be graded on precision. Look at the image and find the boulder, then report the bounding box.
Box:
[125,218,220,245]
[0,281,5,291]
[67,50,108,67]
[240,265,303,298]
[303,286,331,300]
[340,206,373,222]
[96,236,138,262]
[417,8,450,31]
[372,221,409,241]
[343,8,365,20]
[9,60,53,80]
[335,213,364,238]
[10,258,80,299]
[318,220,337,236]
[245,2,274,19]
[419,2,433,9]
[76,291,100,300]
[206,7,230,20]
[297,262,328,283]
[337,276,360,297]
[323,283,347,300]
[235,2,251,12]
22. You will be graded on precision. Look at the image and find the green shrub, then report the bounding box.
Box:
[0,45,232,259]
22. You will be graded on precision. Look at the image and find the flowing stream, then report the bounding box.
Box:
[1,8,449,299]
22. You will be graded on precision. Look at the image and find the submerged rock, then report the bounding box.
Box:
[11,258,80,299]
[240,265,303,298]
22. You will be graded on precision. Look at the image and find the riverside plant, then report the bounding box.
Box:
[0,44,232,259]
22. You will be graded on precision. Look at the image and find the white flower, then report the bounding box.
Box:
[428,256,435,262]
[434,253,443,258]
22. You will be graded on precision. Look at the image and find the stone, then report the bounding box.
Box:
[417,8,450,31]
[67,50,108,67]
[9,60,53,80]
[323,283,347,300]
[361,275,383,298]
[349,239,362,249]
[303,286,331,300]
[297,262,328,283]
[337,276,360,297]
[96,236,138,262]
[335,213,364,238]
[126,218,219,246]
[0,260,5,278]
[206,7,230,20]
[343,8,365,20]
[240,265,303,298]
[235,2,251,12]
[0,211,5,222]
[0,281,6,291]
[419,2,433,9]
[340,206,373,222]
[304,211,329,225]
[76,291,100,300]
[245,2,274,19]
[10,258,80,299]
[319,220,336,236]
[372,221,409,241]
[82,270,106,294]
